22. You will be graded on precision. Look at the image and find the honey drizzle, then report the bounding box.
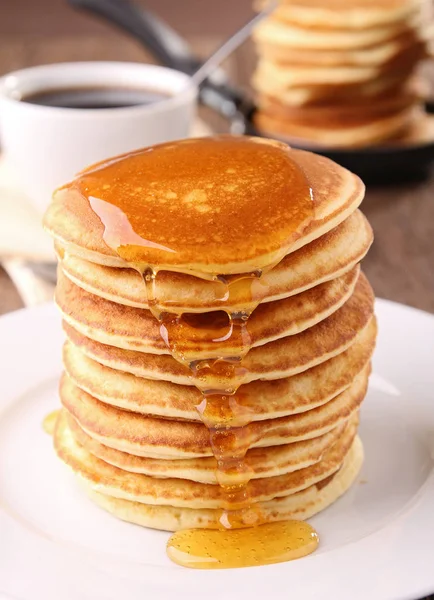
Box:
[143,267,264,525]
[167,521,319,569]
[76,137,318,568]
[43,409,60,435]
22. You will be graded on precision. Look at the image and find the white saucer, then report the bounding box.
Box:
[0,300,433,600]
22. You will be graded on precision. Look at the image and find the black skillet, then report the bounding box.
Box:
[69,0,434,184]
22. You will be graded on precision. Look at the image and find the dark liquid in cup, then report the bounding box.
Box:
[21,86,171,109]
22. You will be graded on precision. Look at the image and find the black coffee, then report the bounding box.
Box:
[21,86,170,109]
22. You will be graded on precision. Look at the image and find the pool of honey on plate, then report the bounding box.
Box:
[43,409,60,435]
[73,136,318,569]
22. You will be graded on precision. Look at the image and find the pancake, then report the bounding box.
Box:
[66,411,352,483]
[251,0,428,148]
[255,0,423,29]
[252,58,417,104]
[253,72,410,107]
[83,436,363,530]
[43,142,365,275]
[253,14,421,51]
[54,412,358,507]
[59,365,369,458]
[255,31,425,67]
[62,317,376,421]
[62,273,374,386]
[58,209,373,312]
[56,266,360,357]
[254,58,393,90]
[255,106,418,148]
[44,134,377,537]
[257,90,419,125]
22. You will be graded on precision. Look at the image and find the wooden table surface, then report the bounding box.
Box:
[0,26,433,316]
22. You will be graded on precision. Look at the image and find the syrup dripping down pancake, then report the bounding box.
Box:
[62,317,376,421]
[59,366,369,459]
[82,436,363,531]
[54,411,359,507]
[66,412,349,483]
[56,267,360,356]
[61,274,374,386]
[57,209,372,312]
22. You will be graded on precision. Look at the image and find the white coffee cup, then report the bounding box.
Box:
[0,61,197,213]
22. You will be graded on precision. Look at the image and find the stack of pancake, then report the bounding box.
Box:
[252,0,430,147]
[43,136,376,532]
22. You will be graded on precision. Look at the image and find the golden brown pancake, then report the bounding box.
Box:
[253,56,417,91]
[251,0,428,148]
[58,209,373,312]
[83,436,363,530]
[255,106,418,148]
[392,112,434,144]
[252,57,418,111]
[56,266,359,356]
[254,71,412,107]
[254,31,425,66]
[253,15,420,51]
[66,411,351,483]
[59,366,369,458]
[257,90,419,125]
[255,0,423,29]
[62,317,376,421]
[62,273,374,386]
[43,140,365,275]
[54,412,358,507]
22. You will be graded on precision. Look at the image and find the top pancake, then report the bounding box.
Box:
[43,137,364,276]
[255,0,424,30]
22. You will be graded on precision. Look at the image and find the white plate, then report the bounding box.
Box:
[0,300,433,600]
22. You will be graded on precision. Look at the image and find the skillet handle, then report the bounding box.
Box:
[68,0,253,129]
[68,0,200,74]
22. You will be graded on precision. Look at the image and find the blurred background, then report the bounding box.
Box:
[0,0,255,83]
[0,0,253,312]
[0,0,433,315]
